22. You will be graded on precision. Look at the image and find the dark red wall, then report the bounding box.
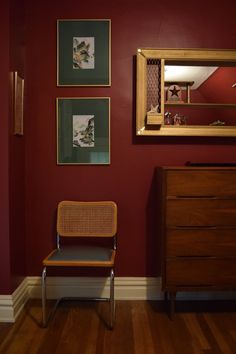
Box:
[200,67,236,103]
[9,0,26,291]
[20,0,236,279]
[0,0,11,294]
[199,67,236,125]
[0,0,26,294]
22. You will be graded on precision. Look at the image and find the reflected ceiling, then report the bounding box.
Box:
[164,66,218,89]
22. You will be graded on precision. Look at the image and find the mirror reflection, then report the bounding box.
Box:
[164,64,236,126]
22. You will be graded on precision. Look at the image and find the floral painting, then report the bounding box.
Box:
[73,37,95,69]
[58,20,110,85]
[73,115,95,147]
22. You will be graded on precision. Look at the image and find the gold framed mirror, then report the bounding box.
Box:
[136,48,236,136]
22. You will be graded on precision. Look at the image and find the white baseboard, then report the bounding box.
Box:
[0,276,162,323]
[27,276,163,300]
[0,296,15,322]
[1,276,236,323]
[0,278,28,322]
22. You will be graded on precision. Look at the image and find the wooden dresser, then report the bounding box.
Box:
[158,166,236,317]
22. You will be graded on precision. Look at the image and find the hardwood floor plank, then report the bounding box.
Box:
[0,313,27,354]
[131,301,156,354]
[0,300,236,354]
[205,313,236,354]
[102,301,135,354]
[83,304,101,354]
[148,302,206,354]
[146,302,176,354]
[0,301,46,354]
[203,313,235,354]
[36,301,70,354]
[0,324,12,345]
[54,304,90,354]
[168,314,198,354]
[182,313,210,350]
[229,329,236,341]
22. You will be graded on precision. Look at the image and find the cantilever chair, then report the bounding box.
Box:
[41,200,117,329]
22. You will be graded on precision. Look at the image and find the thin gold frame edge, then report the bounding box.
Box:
[56,97,111,164]
[137,48,236,61]
[57,19,111,87]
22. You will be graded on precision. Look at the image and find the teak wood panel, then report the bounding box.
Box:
[166,228,236,257]
[166,199,236,227]
[166,258,236,286]
[165,169,236,197]
[159,167,236,317]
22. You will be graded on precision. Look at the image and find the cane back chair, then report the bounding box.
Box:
[41,200,117,328]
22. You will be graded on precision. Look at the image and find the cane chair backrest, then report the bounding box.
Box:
[57,201,117,237]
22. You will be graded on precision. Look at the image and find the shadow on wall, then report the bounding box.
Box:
[145,168,161,277]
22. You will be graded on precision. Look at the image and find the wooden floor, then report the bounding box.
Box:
[1,300,236,354]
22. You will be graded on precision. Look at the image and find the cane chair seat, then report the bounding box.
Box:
[41,201,117,329]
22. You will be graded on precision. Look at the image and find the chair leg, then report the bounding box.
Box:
[42,266,47,327]
[109,268,115,329]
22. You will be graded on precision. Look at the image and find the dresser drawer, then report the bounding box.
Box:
[166,228,236,257]
[159,167,236,316]
[165,170,236,197]
[166,258,236,286]
[166,199,236,227]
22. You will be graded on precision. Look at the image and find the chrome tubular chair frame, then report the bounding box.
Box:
[41,265,116,329]
[41,201,117,329]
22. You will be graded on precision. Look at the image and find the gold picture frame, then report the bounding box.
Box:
[57,19,111,86]
[57,97,110,165]
[13,71,24,135]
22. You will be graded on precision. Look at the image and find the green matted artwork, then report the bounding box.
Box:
[57,98,110,165]
[57,19,111,86]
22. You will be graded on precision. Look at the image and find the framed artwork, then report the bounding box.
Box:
[57,19,111,86]
[57,98,110,164]
[13,71,24,135]
[166,84,183,103]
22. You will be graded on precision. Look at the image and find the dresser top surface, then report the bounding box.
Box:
[160,166,236,171]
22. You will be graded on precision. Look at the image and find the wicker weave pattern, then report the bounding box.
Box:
[57,201,117,237]
[147,59,161,113]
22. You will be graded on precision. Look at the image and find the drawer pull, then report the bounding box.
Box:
[174,226,217,229]
[175,256,218,259]
[174,196,218,199]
